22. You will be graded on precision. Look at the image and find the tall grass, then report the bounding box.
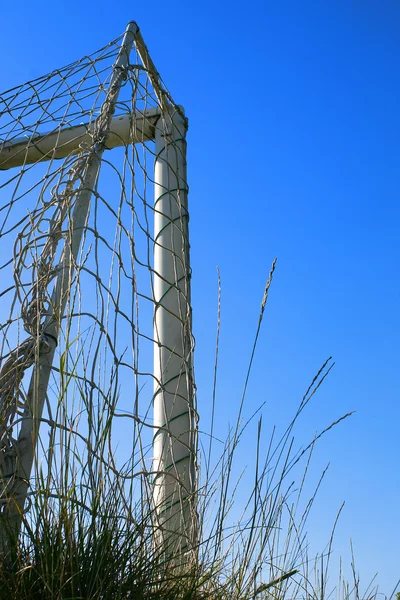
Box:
[0,268,396,599]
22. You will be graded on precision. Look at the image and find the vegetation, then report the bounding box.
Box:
[0,275,396,599]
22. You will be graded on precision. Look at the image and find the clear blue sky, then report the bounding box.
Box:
[1,0,399,593]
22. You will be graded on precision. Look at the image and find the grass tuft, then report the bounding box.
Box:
[0,268,395,599]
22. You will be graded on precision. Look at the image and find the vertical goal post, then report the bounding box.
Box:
[0,21,198,561]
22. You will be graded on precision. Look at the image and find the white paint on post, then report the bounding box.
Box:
[153,107,197,559]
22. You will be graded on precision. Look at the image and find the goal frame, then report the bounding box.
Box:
[0,21,197,561]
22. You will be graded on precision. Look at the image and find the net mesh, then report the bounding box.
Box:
[0,24,197,553]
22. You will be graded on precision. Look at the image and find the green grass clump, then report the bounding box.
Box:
[0,272,396,600]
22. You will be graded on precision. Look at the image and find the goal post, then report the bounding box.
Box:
[0,21,197,562]
[153,107,197,558]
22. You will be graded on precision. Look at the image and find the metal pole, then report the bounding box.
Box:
[153,106,197,561]
[0,107,161,171]
[0,21,137,550]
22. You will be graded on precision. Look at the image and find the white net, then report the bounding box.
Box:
[0,22,197,559]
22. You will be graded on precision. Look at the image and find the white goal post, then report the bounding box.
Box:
[0,21,197,562]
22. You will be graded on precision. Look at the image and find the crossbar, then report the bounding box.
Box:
[0,107,161,170]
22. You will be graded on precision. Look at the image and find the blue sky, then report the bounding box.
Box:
[1,0,399,593]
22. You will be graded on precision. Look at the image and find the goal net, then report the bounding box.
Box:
[0,22,197,560]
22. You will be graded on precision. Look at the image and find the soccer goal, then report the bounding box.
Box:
[0,22,197,561]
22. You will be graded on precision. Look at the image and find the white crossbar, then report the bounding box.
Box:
[0,107,161,170]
